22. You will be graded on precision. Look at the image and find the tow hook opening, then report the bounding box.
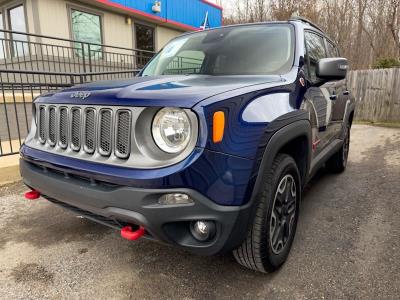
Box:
[24,190,41,200]
[120,225,146,241]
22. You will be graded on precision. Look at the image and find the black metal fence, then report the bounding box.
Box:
[0,29,155,157]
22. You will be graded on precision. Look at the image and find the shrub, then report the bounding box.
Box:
[373,58,400,69]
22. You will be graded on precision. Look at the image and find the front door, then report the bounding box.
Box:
[303,31,336,156]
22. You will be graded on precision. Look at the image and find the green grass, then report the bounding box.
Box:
[354,120,400,128]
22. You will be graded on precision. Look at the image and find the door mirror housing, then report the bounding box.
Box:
[316,58,348,80]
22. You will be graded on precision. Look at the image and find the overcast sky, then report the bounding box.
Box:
[208,0,234,15]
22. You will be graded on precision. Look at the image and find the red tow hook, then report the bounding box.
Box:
[120,226,145,241]
[24,190,41,200]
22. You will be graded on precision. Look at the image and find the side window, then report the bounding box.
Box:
[326,41,339,57]
[304,31,326,82]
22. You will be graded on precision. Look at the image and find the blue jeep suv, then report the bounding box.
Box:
[20,17,355,272]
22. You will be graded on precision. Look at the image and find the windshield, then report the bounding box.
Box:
[142,24,294,76]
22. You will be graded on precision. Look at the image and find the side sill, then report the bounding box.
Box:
[309,138,343,179]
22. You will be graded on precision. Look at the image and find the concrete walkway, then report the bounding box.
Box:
[0,154,20,186]
[0,140,22,185]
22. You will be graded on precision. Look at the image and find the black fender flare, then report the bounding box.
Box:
[346,102,356,125]
[337,101,355,140]
[252,119,312,193]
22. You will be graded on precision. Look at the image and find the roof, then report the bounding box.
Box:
[288,17,324,32]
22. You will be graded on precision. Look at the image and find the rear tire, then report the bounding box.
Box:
[233,154,301,273]
[326,123,350,173]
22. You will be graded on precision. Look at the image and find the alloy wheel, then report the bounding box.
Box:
[270,174,297,254]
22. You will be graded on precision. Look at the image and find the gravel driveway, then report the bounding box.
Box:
[1,124,399,299]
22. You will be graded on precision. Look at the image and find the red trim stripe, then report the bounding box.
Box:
[96,0,199,31]
[165,19,199,31]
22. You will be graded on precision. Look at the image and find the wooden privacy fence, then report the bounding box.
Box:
[347,68,400,123]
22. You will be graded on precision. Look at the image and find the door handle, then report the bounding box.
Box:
[343,91,350,96]
[329,94,337,100]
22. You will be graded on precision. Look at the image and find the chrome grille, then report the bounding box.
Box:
[59,107,68,148]
[84,108,96,154]
[48,106,56,146]
[99,109,112,156]
[115,110,131,159]
[36,104,133,159]
[38,106,46,143]
[70,107,81,151]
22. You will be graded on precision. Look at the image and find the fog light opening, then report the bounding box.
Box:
[190,220,216,242]
[158,193,193,205]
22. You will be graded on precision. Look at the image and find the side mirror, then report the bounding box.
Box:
[316,58,348,80]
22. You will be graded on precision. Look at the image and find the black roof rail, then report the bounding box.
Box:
[288,16,324,32]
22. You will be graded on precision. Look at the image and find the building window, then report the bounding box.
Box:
[135,24,155,52]
[0,12,4,59]
[0,3,28,59]
[8,4,28,57]
[70,9,102,58]
[135,23,154,67]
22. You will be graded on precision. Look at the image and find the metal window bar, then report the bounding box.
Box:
[0,29,154,157]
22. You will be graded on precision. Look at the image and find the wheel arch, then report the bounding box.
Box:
[221,118,312,253]
[255,119,312,190]
[348,110,355,127]
[345,101,356,127]
[224,119,312,252]
[249,119,312,228]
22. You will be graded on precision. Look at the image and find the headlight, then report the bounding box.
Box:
[152,108,191,153]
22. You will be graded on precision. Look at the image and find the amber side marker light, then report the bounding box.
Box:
[213,111,225,143]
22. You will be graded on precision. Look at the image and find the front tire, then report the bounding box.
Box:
[233,154,301,273]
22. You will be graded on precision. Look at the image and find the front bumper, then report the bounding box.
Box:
[20,159,252,255]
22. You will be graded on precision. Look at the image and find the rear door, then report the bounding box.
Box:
[326,40,350,136]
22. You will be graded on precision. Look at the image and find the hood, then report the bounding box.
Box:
[37,75,284,108]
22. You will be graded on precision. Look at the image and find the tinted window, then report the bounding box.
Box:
[305,31,326,81]
[71,9,102,58]
[142,24,294,76]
